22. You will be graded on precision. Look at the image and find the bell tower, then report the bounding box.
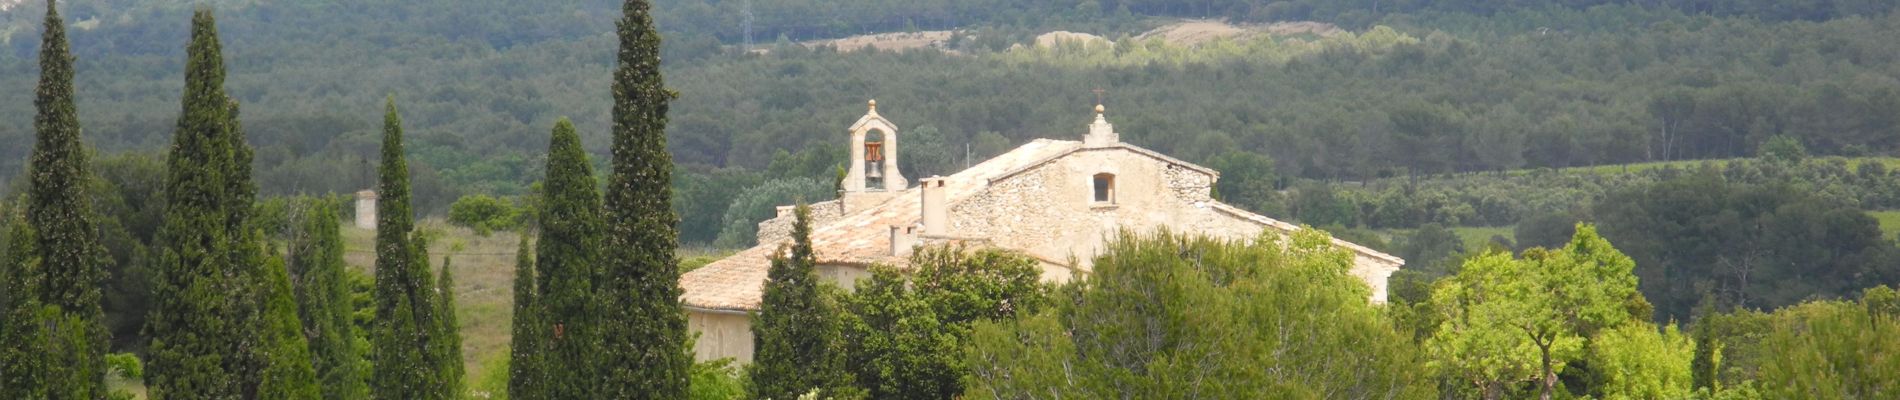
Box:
[845,99,907,193]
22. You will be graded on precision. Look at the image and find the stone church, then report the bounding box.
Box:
[680,100,1405,362]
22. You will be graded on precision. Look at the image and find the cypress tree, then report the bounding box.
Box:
[1,210,45,399]
[368,97,453,400]
[435,256,466,398]
[257,254,320,400]
[4,2,109,397]
[508,233,548,400]
[29,0,108,344]
[598,0,691,396]
[289,200,368,399]
[147,9,261,399]
[748,205,856,399]
[538,118,604,398]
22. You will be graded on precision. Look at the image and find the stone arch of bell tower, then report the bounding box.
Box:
[845,99,907,192]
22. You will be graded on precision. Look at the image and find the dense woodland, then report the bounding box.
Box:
[3,0,1900,399]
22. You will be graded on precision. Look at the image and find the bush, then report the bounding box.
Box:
[447,194,522,236]
[105,353,142,380]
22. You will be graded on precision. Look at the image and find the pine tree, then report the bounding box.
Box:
[368,97,453,400]
[435,256,466,398]
[508,233,548,400]
[257,253,320,400]
[748,205,856,400]
[598,0,691,396]
[538,118,605,398]
[146,9,262,399]
[289,200,368,399]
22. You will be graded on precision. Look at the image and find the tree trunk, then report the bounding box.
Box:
[1539,341,1556,400]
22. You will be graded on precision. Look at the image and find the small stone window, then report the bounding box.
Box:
[1093,173,1116,204]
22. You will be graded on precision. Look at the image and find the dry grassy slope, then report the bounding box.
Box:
[341,220,521,385]
[337,220,739,386]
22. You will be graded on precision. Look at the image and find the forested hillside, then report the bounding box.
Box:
[5,1,1900,398]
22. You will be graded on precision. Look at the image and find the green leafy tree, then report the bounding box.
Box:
[838,267,960,399]
[1755,290,1900,398]
[508,234,547,400]
[596,0,692,397]
[289,200,368,399]
[1428,224,1646,400]
[447,195,521,236]
[747,205,857,399]
[145,8,267,399]
[367,98,455,400]
[256,254,321,399]
[537,118,605,398]
[965,229,1431,399]
[1588,323,1695,400]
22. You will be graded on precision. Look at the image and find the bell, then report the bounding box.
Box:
[867,162,883,179]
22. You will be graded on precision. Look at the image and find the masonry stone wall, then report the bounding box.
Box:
[943,147,1396,301]
[687,310,754,361]
[755,199,844,245]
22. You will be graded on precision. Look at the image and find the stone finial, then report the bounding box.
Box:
[1085,104,1119,147]
[867,99,879,115]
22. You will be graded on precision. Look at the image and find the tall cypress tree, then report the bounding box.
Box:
[508,233,548,400]
[598,0,691,396]
[147,9,260,399]
[256,253,320,400]
[435,256,466,398]
[747,205,855,400]
[538,118,605,398]
[290,200,368,399]
[1,209,45,399]
[7,1,110,396]
[368,98,452,400]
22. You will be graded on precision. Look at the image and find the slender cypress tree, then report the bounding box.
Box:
[508,233,548,400]
[6,1,111,396]
[747,205,855,400]
[289,200,368,399]
[147,9,260,399]
[1,209,45,399]
[538,118,605,398]
[368,98,452,400]
[435,256,466,398]
[598,0,691,396]
[256,253,320,400]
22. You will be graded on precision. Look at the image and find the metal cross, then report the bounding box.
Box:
[1092,88,1107,106]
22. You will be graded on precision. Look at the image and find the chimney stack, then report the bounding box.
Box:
[890,225,915,256]
[920,176,947,236]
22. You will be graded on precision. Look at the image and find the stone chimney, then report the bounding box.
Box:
[889,225,916,256]
[1083,104,1119,147]
[920,176,947,236]
[354,190,378,229]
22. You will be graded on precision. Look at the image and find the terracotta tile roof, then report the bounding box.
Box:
[1205,202,1406,266]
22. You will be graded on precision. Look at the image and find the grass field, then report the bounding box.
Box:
[1871,211,1900,240]
[1499,156,1900,177]
[341,220,524,386]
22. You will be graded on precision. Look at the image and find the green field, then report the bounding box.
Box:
[1872,211,1900,240]
[1500,157,1900,177]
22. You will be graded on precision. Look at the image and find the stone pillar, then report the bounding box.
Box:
[355,190,377,229]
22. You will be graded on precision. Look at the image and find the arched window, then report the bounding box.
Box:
[1093,173,1116,204]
